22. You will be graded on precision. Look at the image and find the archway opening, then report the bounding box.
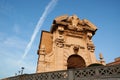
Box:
[67,54,86,69]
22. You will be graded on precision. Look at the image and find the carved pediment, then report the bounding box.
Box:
[50,15,97,35]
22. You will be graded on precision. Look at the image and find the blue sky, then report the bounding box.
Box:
[0,0,120,79]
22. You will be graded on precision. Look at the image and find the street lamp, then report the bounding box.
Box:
[21,67,25,75]
[18,71,21,75]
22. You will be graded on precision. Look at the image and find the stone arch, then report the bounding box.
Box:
[67,54,86,69]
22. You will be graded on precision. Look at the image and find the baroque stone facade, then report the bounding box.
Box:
[36,15,105,73]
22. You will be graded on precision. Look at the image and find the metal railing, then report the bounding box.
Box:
[2,64,120,80]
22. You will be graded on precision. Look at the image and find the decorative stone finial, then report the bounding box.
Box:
[99,53,103,60]
[99,53,106,65]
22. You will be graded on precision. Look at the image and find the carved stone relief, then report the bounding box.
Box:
[54,35,65,48]
[87,42,95,52]
[73,45,79,54]
[52,15,97,33]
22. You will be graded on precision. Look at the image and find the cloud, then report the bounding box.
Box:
[0,37,20,78]
[0,34,27,60]
[0,34,36,78]
[2,36,27,50]
[0,50,36,78]
[19,0,58,64]
[0,33,27,61]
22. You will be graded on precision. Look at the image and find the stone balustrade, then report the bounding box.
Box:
[2,64,120,80]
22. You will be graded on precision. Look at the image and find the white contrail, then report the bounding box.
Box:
[19,0,58,64]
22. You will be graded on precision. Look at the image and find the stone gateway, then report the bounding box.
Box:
[36,15,105,73]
